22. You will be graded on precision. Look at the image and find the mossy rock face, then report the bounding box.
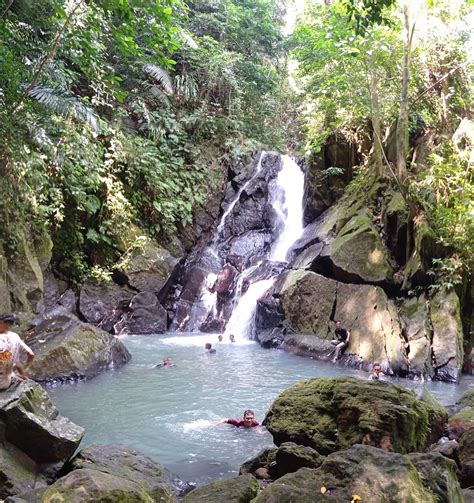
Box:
[116,237,180,294]
[66,444,190,499]
[253,445,439,503]
[0,380,83,465]
[458,429,474,488]
[321,209,394,284]
[181,473,258,503]
[278,271,407,372]
[0,443,46,499]
[407,452,464,502]
[0,246,12,313]
[457,389,474,409]
[264,377,446,455]
[26,309,131,383]
[431,288,464,383]
[382,190,408,264]
[40,468,157,502]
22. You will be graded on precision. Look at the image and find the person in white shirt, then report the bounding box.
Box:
[368,363,385,381]
[0,313,35,390]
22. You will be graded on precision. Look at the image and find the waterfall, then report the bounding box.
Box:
[172,152,305,338]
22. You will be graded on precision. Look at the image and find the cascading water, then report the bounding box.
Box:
[172,152,305,338]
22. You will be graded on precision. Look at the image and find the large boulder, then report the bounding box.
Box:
[25,309,131,383]
[277,271,407,373]
[431,288,464,383]
[458,429,474,488]
[253,445,461,503]
[114,292,168,335]
[65,444,191,499]
[116,236,180,295]
[264,377,446,455]
[382,190,408,265]
[0,380,83,465]
[181,473,258,503]
[79,281,134,332]
[0,443,46,499]
[38,468,157,502]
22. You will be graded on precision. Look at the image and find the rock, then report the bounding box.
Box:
[25,309,131,383]
[79,281,134,332]
[264,377,446,455]
[282,334,335,359]
[400,295,431,376]
[240,448,277,476]
[116,236,181,295]
[289,242,324,270]
[457,389,474,409]
[0,443,46,499]
[447,407,474,441]
[0,247,11,313]
[39,468,158,502]
[181,473,259,503]
[0,380,83,465]
[407,451,463,502]
[114,292,168,335]
[66,444,191,498]
[464,488,474,503]
[382,191,408,264]
[277,271,407,373]
[253,445,444,503]
[270,442,324,479]
[429,438,459,462]
[431,288,464,383]
[458,429,474,488]
[318,209,394,284]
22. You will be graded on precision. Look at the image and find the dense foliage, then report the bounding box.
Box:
[292,0,473,279]
[0,0,289,282]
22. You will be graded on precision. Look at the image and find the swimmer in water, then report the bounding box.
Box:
[229,334,236,343]
[220,410,259,428]
[153,357,175,368]
[205,343,216,354]
[217,335,223,343]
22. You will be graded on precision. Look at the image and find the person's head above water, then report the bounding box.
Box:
[218,335,223,342]
[372,363,381,375]
[163,357,173,365]
[205,343,212,350]
[242,410,256,427]
[229,334,235,342]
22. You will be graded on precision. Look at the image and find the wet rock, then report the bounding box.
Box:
[458,429,474,488]
[116,236,181,294]
[399,295,431,376]
[0,380,83,465]
[26,309,131,383]
[264,377,446,455]
[270,442,324,479]
[0,443,46,499]
[66,444,191,498]
[253,445,445,503]
[240,448,277,476]
[382,190,408,265]
[282,334,335,359]
[114,292,167,335]
[289,242,324,270]
[39,468,158,502]
[79,281,134,332]
[181,473,258,503]
[227,230,273,265]
[431,288,464,383]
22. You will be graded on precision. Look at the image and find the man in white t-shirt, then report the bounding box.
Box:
[0,314,35,390]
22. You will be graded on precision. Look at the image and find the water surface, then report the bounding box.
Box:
[48,333,474,484]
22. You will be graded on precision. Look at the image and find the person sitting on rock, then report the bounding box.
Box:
[220,410,259,428]
[331,320,350,362]
[205,343,216,354]
[368,363,385,380]
[0,313,35,390]
[154,357,175,368]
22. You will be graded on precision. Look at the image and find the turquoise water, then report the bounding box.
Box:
[48,333,474,485]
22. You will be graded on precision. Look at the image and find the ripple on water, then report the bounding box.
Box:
[47,333,474,485]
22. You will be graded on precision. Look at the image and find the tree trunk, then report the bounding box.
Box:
[369,66,384,177]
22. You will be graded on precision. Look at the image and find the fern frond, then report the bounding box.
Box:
[28,86,100,133]
[143,64,174,95]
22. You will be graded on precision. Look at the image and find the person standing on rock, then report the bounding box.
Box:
[210,262,238,318]
[331,320,350,362]
[0,314,35,390]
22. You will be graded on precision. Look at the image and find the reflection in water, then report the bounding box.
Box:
[48,334,474,485]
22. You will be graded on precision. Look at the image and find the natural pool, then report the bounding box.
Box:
[48,333,474,485]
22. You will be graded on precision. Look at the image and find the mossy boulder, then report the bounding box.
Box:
[278,271,407,372]
[382,190,408,264]
[25,309,131,383]
[458,429,474,488]
[253,445,449,503]
[320,209,394,284]
[457,389,474,409]
[264,377,446,455]
[116,236,180,294]
[431,288,464,383]
[40,468,157,502]
[0,380,83,465]
[66,444,190,499]
[0,443,46,499]
[181,473,258,503]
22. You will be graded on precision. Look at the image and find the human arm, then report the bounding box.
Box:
[15,351,34,379]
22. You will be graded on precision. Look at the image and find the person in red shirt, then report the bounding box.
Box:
[220,410,259,428]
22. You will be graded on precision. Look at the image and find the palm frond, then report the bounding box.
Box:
[28,86,100,133]
[143,64,174,95]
